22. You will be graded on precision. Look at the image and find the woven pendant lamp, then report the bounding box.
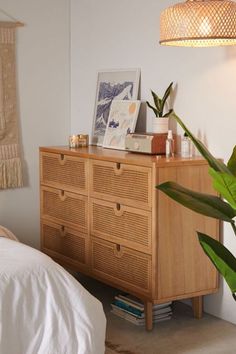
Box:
[160,0,236,47]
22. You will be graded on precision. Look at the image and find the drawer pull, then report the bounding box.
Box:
[59,190,66,201]
[59,154,66,165]
[114,203,124,216]
[114,163,123,176]
[60,225,66,237]
[114,244,124,258]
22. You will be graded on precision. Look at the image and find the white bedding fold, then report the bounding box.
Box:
[0,239,106,354]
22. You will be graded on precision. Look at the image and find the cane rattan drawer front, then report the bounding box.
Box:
[91,198,151,254]
[91,237,152,295]
[41,186,88,232]
[40,152,88,194]
[41,221,88,267]
[90,160,152,210]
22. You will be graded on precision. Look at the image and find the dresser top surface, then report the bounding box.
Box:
[39,145,210,167]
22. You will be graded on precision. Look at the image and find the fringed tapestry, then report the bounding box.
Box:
[0,22,23,189]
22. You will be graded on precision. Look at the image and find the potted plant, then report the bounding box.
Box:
[146,82,173,133]
[157,112,236,300]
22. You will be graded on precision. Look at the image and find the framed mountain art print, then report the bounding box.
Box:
[91,68,140,146]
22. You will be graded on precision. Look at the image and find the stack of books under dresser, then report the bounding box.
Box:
[111,294,172,326]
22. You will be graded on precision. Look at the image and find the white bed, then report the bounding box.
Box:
[0,232,106,354]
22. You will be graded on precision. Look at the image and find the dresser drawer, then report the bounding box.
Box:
[91,198,151,253]
[91,237,152,295]
[90,160,152,209]
[41,221,88,267]
[41,186,88,231]
[40,152,88,194]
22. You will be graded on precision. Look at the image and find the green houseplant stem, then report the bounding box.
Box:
[157,112,236,300]
[146,82,173,118]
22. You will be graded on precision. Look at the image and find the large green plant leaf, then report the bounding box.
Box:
[209,168,236,210]
[157,181,236,222]
[228,145,236,176]
[198,232,236,294]
[171,112,232,175]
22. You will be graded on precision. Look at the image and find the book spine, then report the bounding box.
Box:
[114,295,144,311]
[117,294,172,311]
[111,308,172,326]
[111,309,141,325]
[116,295,144,310]
[152,306,172,315]
[113,300,144,317]
[111,303,144,318]
[115,296,172,313]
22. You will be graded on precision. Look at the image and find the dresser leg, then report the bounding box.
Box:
[192,296,203,319]
[145,301,153,331]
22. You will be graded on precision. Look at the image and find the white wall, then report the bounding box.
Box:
[0,0,70,248]
[71,0,236,324]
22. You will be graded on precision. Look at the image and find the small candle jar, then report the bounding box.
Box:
[69,135,78,148]
[77,134,89,147]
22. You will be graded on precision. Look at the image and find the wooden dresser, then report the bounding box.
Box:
[39,146,219,330]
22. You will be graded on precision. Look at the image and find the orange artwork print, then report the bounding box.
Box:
[129,102,136,115]
[103,100,141,150]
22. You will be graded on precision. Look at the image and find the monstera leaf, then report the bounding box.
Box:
[198,233,236,297]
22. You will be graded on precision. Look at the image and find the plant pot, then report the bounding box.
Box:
[152,117,169,133]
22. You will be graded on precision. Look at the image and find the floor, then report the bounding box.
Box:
[77,274,236,354]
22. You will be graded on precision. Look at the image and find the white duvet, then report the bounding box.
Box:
[0,238,106,354]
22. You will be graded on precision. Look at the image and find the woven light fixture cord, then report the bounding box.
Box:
[160,0,236,47]
[0,22,23,188]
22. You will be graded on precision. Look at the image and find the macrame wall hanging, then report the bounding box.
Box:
[0,12,24,189]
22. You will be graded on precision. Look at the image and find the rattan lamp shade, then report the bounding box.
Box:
[160,0,236,47]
